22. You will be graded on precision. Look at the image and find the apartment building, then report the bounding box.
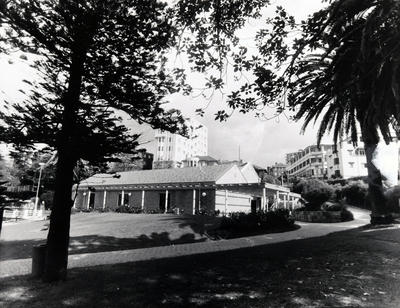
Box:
[153,118,208,169]
[326,136,367,179]
[286,144,334,178]
[326,135,400,180]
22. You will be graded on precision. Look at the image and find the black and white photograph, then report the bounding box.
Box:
[1,0,400,307]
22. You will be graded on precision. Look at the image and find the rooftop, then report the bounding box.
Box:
[79,164,234,187]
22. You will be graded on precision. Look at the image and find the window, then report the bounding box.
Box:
[334,158,339,165]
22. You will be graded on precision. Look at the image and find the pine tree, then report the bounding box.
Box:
[0,0,270,281]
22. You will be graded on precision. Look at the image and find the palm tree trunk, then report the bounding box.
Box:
[364,142,394,224]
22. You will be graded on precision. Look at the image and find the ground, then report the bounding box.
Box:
[1,209,400,307]
[1,223,400,307]
[0,213,221,261]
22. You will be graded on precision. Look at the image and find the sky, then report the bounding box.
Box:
[0,0,331,168]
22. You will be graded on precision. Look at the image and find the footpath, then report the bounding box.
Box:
[0,207,370,278]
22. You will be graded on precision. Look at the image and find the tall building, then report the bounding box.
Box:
[286,144,334,178]
[153,118,208,169]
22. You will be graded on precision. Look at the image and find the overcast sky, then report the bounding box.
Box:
[0,0,331,167]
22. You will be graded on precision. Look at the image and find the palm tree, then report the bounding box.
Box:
[252,0,400,223]
[288,0,400,223]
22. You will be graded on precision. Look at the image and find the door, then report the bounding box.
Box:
[159,193,170,213]
[89,193,95,209]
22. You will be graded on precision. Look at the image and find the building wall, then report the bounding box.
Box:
[326,137,368,179]
[215,190,252,214]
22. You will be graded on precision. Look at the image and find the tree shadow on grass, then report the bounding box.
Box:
[160,214,301,240]
[2,226,400,308]
[0,232,207,261]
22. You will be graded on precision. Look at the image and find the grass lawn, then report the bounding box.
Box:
[0,213,222,261]
[1,223,400,307]
[1,212,297,261]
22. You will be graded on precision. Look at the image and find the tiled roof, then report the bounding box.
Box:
[79,164,234,187]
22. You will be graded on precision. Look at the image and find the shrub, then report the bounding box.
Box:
[342,180,368,208]
[341,208,354,222]
[220,209,294,232]
[40,191,54,210]
[294,179,334,209]
[115,205,143,213]
[385,186,400,213]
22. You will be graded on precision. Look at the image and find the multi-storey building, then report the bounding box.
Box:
[267,163,287,178]
[286,144,334,178]
[326,136,367,179]
[153,118,208,169]
[326,135,400,180]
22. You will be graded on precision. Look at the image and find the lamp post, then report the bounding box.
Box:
[34,163,45,215]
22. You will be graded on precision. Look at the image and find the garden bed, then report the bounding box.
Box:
[293,210,342,223]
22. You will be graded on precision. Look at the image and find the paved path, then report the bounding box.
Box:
[0,207,370,278]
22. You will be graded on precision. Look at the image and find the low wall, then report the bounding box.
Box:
[293,210,342,223]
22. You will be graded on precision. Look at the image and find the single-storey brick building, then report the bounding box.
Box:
[74,163,300,214]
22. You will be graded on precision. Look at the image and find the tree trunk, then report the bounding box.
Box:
[42,153,75,281]
[364,142,394,224]
[0,207,4,237]
[42,51,85,282]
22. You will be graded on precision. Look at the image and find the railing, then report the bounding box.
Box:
[6,185,35,192]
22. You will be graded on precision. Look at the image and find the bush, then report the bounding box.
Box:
[115,205,143,213]
[294,179,334,209]
[342,180,368,208]
[296,201,354,222]
[40,191,54,209]
[385,186,400,213]
[220,209,294,232]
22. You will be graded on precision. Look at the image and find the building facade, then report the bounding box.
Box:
[153,118,208,169]
[326,136,368,179]
[286,144,334,179]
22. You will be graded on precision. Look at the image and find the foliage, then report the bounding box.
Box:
[342,180,368,208]
[384,186,400,213]
[261,173,280,185]
[220,209,294,232]
[39,191,54,210]
[221,0,400,146]
[115,205,143,214]
[108,150,153,173]
[293,179,334,209]
[8,148,56,190]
